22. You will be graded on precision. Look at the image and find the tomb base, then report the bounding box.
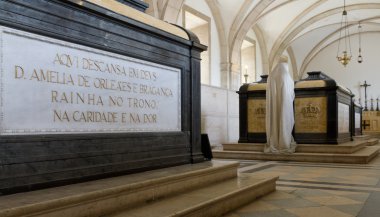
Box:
[294,71,354,144]
[214,139,379,164]
[0,161,277,217]
[238,75,268,143]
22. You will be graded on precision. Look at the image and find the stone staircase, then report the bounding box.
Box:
[0,161,278,217]
[213,139,380,164]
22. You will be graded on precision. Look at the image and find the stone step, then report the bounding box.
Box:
[223,143,264,152]
[213,146,380,164]
[363,132,380,139]
[223,140,370,154]
[353,134,371,141]
[0,161,240,217]
[109,175,278,217]
[366,138,379,146]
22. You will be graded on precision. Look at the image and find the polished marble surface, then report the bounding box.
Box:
[5,150,380,217]
[0,160,238,210]
[110,174,277,217]
[215,139,380,164]
[0,159,278,217]
[224,146,380,217]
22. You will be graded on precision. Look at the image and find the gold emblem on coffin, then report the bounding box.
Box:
[301,103,321,118]
[248,99,266,133]
[295,97,327,133]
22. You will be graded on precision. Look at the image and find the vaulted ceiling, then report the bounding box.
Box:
[216,0,380,77]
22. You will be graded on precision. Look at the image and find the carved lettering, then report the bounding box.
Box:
[51,91,104,106]
[301,104,321,118]
[53,109,70,122]
[3,29,180,134]
[14,65,25,79]
[295,97,327,133]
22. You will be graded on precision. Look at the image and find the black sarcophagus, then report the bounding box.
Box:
[238,75,268,143]
[352,102,363,136]
[0,0,206,194]
[294,71,353,144]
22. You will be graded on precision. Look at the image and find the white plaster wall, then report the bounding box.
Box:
[216,0,246,33]
[256,41,264,80]
[176,2,264,146]
[227,89,239,143]
[241,46,256,83]
[306,33,380,104]
[178,1,240,146]
[247,29,264,81]
[191,24,211,84]
[182,0,221,87]
[201,85,239,146]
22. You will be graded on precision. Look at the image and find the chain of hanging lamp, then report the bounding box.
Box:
[358,22,363,63]
[336,0,352,66]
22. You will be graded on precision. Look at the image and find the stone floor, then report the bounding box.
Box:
[223,155,380,217]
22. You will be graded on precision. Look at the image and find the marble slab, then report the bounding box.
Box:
[295,97,327,133]
[338,103,350,133]
[247,99,266,133]
[0,27,181,135]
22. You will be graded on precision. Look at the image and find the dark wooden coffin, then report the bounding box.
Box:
[238,75,268,143]
[294,71,353,144]
[0,0,206,194]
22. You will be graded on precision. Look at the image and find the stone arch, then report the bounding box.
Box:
[228,0,274,89]
[296,23,352,77]
[302,31,380,74]
[286,46,299,80]
[158,0,185,23]
[257,0,295,21]
[144,0,159,18]
[270,3,380,72]
[228,0,256,48]
[204,0,229,88]
[297,17,380,75]
[236,0,294,77]
[252,25,269,75]
[300,20,380,76]
[268,0,329,71]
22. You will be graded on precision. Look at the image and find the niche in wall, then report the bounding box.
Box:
[183,5,211,85]
[241,38,256,84]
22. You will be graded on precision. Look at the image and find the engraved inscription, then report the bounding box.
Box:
[295,97,327,133]
[0,27,181,135]
[248,99,266,133]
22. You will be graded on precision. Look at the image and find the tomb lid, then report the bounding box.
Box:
[247,83,266,91]
[74,0,189,40]
[295,71,336,89]
[295,71,353,96]
[115,0,149,12]
[258,75,268,83]
[247,75,268,91]
[237,75,268,93]
[338,85,353,96]
[353,101,363,108]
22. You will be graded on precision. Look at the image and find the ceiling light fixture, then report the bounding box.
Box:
[358,22,363,63]
[336,0,352,67]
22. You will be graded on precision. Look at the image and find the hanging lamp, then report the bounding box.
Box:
[336,0,352,67]
[358,22,363,63]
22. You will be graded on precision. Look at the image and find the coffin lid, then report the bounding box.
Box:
[246,75,268,91]
[75,0,189,40]
[353,101,363,108]
[295,71,352,95]
[296,71,333,88]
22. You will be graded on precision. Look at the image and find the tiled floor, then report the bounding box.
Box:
[223,152,380,217]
